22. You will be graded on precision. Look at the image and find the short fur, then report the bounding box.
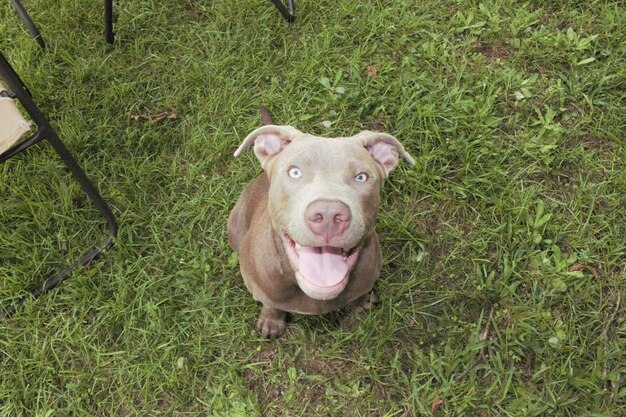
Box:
[228,110,413,338]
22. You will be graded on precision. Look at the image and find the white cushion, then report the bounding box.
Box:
[0,80,31,156]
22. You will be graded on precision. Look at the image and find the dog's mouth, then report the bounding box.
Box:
[282,234,361,300]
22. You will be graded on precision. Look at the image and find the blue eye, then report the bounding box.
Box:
[355,172,368,182]
[288,167,302,178]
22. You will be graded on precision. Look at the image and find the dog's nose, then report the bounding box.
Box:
[305,200,351,241]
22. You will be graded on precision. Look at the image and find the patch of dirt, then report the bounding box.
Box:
[558,102,580,130]
[556,20,571,31]
[244,345,358,415]
[185,2,203,20]
[365,117,387,132]
[579,134,618,155]
[475,42,514,62]
[407,199,465,275]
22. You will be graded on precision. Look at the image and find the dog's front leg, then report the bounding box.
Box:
[256,305,287,339]
[354,292,381,313]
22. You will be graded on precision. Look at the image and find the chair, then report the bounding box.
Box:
[12,1,296,45]
[0,50,118,317]
[104,0,296,44]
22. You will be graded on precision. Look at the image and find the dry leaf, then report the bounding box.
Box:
[130,108,178,123]
[431,395,443,413]
[569,264,600,280]
[366,65,377,78]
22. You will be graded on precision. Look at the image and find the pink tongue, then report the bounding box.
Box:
[298,246,348,287]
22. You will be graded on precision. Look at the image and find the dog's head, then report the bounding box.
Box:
[235,125,414,300]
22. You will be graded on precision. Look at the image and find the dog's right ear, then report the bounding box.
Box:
[234,125,302,168]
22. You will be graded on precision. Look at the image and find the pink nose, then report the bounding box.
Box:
[305,200,351,241]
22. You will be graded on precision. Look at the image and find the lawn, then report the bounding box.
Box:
[1,0,624,415]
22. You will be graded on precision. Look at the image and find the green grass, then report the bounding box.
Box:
[1,0,625,415]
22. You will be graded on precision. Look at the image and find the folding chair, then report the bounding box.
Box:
[12,0,296,45]
[0,50,118,317]
[103,0,296,44]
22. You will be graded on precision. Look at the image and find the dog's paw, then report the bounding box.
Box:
[354,292,380,313]
[256,307,287,339]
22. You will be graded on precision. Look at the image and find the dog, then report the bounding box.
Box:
[228,107,414,338]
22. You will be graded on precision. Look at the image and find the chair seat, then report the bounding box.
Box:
[0,81,31,155]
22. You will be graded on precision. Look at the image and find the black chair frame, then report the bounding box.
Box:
[104,0,295,44]
[269,0,296,23]
[10,0,46,49]
[12,1,296,45]
[0,51,118,318]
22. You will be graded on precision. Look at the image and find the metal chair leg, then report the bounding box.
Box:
[14,0,293,47]
[0,51,118,318]
[10,0,46,49]
[104,0,114,44]
[269,0,296,22]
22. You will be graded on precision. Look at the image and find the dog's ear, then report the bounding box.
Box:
[234,125,302,168]
[353,131,415,177]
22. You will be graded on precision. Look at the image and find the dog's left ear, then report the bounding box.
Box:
[353,131,415,177]
[234,125,302,168]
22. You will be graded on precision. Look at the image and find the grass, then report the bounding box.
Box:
[1,0,625,415]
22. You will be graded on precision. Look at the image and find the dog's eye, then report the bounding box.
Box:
[354,172,368,182]
[288,166,303,179]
